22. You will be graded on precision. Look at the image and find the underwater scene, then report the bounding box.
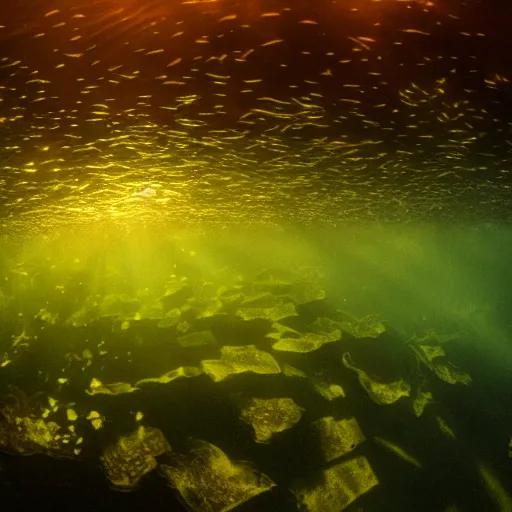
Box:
[1,0,512,511]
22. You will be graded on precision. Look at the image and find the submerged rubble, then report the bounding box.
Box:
[0,262,486,510]
[86,378,139,396]
[0,388,81,458]
[342,352,411,405]
[160,439,275,512]
[409,338,472,386]
[271,329,341,353]
[102,426,170,490]
[136,366,203,387]
[290,456,379,512]
[201,345,281,382]
[239,397,303,443]
[312,416,367,463]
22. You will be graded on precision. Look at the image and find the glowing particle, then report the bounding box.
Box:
[401,29,430,35]
[261,40,284,47]
[167,58,182,67]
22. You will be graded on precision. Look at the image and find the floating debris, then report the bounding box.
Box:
[477,462,512,512]
[374,437,422,469]
[436,417,457,440]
